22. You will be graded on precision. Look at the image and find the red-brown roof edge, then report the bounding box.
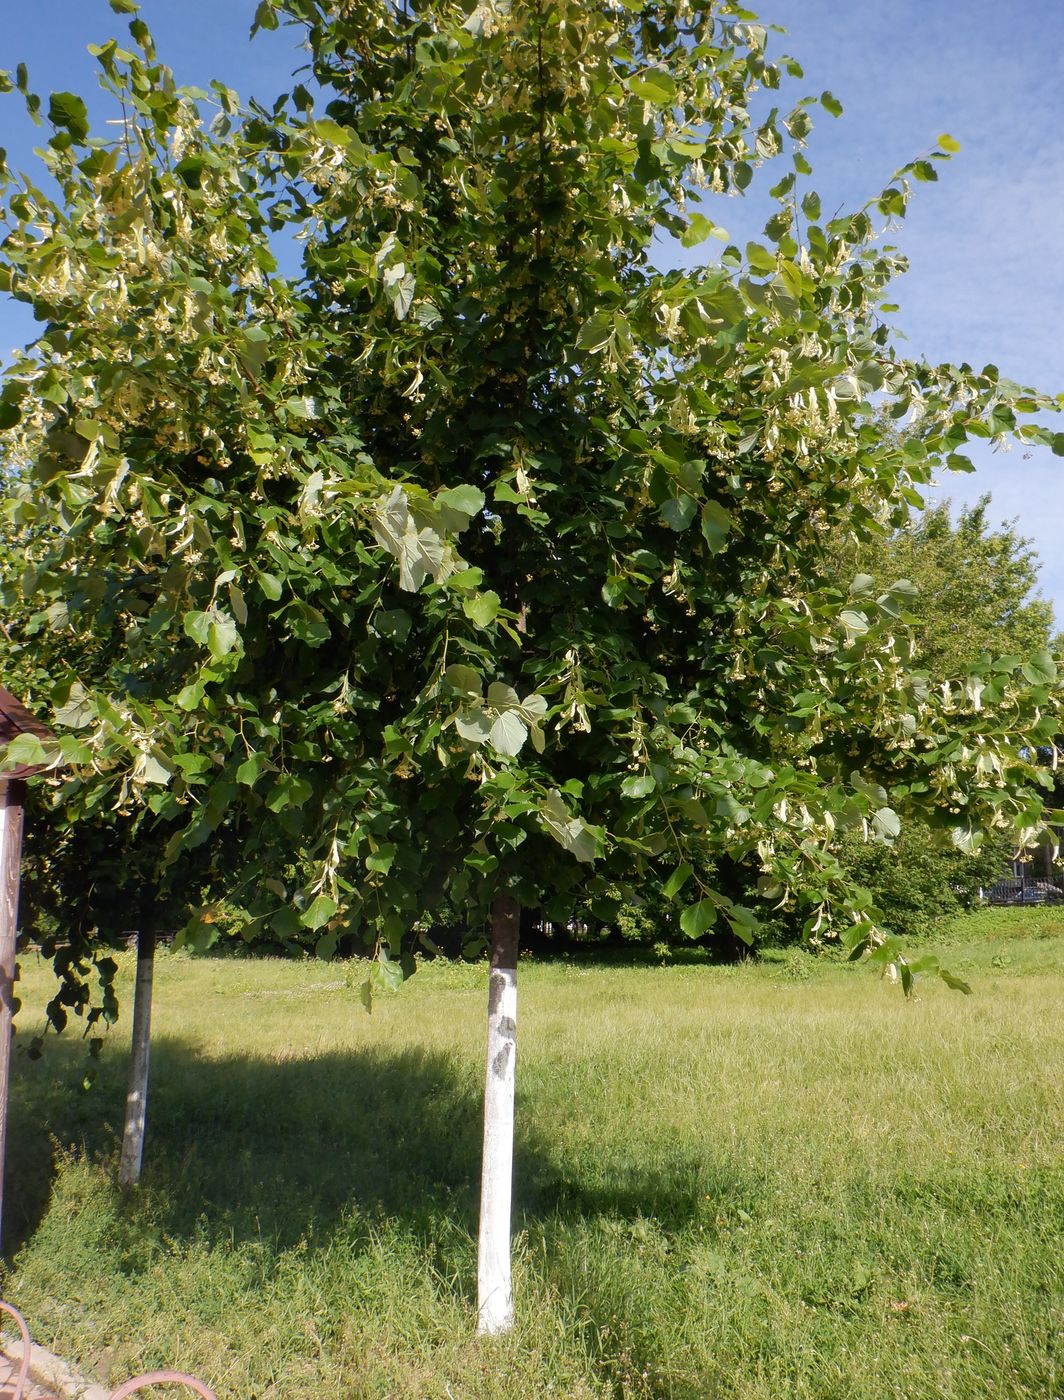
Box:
[0,686,55,780]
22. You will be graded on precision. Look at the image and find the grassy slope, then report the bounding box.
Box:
[5,909,1063,1399]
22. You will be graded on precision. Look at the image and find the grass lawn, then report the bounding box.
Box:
[5,908,1063,1399]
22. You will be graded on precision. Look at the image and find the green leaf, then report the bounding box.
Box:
[939,969,972,994]
[937,132,961,153]
[628,70,677,104]
[287,604,331,648]
[251,0,278,31]
[463,591,501,628]
[455,708,493,744]
[52,682,95,729]
[620,773,656,798]
[769,172,794,199]
[949,825,982,856]
[266,774,314,812]
[764,210,792,243]
[436,484,485,518]
[489,710,528,757]
[366,845,396,873]
[681,213,726,248]
[486,681,520,707]
[372,486,448,592]
[236,751,271,786]
[175,156,207,189]
[311,118,351,148]
[2,733,49,770]
[108,0,140,13]
[745,241,776,274]
[315,930,339,960]
[725,905,758,945]
[820,91,843,117]
[518,693,548,723]
[887,578,918,603]
[540,790,598,864]
[376,951,404,991]
[183,611,212,646]
[444,664,483,698]
[576,311,614,353]
[700,501,733,553]
[1021,650,1057,685]
[208,613,240,659]
[175,682,205,711]
[660,493,697,531]
[679,898,717,938]
[662,863,693,899]
[48,92,89,140]
[871,807,901,842]
[256,570,283,601]
[371,608,411,644]
[302,894,338,930]
[137,753,171,786]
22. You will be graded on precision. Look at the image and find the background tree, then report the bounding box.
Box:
[784,495,1062,937]
[848,495,1056,676]
[2,0,1061,1329]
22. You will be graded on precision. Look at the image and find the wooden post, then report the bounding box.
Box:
[477,892,520,1336]
[0,686,55,1256]
[118,929,156,1189]
[0,776,27,1255]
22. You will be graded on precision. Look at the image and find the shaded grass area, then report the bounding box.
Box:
[5,909,1064,1398]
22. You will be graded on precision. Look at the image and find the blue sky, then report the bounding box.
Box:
[2,0,1062,623]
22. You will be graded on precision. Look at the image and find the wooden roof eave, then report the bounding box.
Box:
[0,686,55,781]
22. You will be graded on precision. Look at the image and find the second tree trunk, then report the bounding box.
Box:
[118,929,156,1189]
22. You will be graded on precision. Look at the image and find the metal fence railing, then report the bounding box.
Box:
[982,874,1064,906]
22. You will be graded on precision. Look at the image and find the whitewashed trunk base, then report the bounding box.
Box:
[477,963,517,1335]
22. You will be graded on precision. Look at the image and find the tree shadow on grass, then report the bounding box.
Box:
[8,1036,479,1255]
[10,1033,720,1252]
[9,1032,741,1400]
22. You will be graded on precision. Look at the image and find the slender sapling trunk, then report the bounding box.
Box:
[477,892,520,1335]
[118,928,156,1189]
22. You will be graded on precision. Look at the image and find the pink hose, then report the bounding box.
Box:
[0,1300,31,1400]
[0,1299,216,1400]
[108,1374,218,1400]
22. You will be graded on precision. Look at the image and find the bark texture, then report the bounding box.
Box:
[118,929,156,1189]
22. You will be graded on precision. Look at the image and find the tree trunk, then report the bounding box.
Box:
[0,777,26,1256]
[477,892,520,1335]
[118,929,156,1190]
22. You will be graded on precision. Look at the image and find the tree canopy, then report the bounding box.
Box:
[1,0,1061,1008]
[850,496,1056,678]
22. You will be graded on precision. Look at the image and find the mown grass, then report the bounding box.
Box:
[5,907,1063,1398]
